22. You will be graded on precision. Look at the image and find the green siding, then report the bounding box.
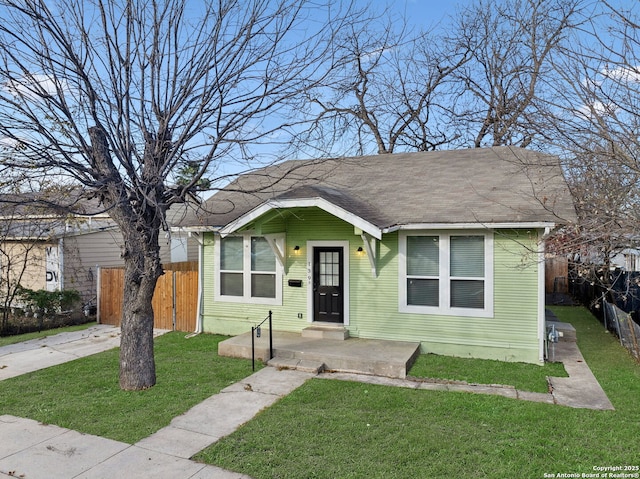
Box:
[202,208,542,363]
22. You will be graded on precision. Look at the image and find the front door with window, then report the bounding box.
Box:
[313,247,344,323]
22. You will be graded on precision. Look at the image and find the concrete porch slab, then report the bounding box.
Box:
[218,331,421,379]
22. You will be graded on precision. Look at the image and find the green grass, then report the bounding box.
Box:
[0,332,258,443]
[408,352,567,393]
[195,306,640,479]
[0,322,95,347]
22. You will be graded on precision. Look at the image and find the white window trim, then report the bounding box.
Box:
[398,230,494,318]
[214,233,283,306]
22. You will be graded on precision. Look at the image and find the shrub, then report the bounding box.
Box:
[17,286,81,316]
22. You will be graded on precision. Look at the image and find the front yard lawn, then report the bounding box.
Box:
[408,351,567,393]
[0,332,257,443]
[195,306,640,479]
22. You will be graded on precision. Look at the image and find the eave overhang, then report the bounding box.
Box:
[383,221,559,233]
[219,198,384,240]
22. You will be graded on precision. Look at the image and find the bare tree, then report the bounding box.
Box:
[565,147,640,273]
[0,0,365,390]
[537,1,640,300]
[450,0,584,148]
[292,13,470,157]
[547,1,640,167]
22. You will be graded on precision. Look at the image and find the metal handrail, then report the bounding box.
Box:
[251,310,273,371]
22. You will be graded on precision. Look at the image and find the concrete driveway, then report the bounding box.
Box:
[0,324,128,380]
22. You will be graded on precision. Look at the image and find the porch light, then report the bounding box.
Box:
[293,245,300,253]
[357,246,364,255]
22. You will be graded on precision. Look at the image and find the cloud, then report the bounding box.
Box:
[0,137,18,149]
[2,73,68,99]
[358,45,396,63]
[576,100,617,120]
[576,65,640,118]
[601,65,640,83]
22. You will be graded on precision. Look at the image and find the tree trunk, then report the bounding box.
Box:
[87,125,164,390]
[119,261,158,390]
[117,220,163,391]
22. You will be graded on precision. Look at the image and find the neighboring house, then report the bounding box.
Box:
[178,147,577,364]
[612,248,640,272]
[1,213,119,300]
[0,194,198,308]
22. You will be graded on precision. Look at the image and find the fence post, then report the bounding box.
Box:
[631,319,640,361]
[613,305,622,344]
[172,271,177,331]
[96,265,101,324]
[268,310,273,361]
[251,326,256,371]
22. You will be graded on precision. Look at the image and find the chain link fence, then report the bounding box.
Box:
[603,300,640,361]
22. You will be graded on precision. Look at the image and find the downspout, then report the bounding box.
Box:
[58,237,64,291]
[538,226,552,363]
[193,232,205,334]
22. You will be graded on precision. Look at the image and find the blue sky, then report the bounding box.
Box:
[384,0,638,31]
[397,0,471,26]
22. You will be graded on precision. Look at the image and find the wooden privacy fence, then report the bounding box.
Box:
[545,255,569,294]
[98,261,198,331]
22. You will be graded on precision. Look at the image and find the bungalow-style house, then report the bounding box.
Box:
[179,147,577,364]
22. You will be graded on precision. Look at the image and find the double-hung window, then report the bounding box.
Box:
[400,231,493,317]
[215,234,283,305]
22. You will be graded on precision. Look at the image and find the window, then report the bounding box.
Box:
[450,235,485,309]
[399,231,493,317]
[215,234,282,305]
[251,237,276,298]
[406,236,439,307]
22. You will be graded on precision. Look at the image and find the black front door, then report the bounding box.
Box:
[313,247,344,323]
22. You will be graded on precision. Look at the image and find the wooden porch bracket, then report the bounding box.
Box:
[264,234,286,272]
[360,232,377,278]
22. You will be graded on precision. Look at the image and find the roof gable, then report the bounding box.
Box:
[180,147,577,231]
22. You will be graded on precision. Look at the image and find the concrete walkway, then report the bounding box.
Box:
[0,320,614,478]
[135,368,314,461]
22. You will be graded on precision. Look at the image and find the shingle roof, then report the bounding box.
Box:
[179,147,577,230]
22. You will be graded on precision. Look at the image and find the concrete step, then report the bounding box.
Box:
[268,357,325,374]
[301,325,349,340]
[273,346,418,378]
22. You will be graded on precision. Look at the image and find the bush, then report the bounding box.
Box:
[0,287,87,336]
[17,287,81,316]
